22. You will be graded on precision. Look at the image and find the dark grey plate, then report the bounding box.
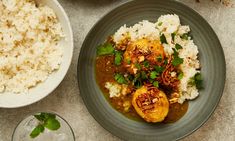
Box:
[77,0,226,140]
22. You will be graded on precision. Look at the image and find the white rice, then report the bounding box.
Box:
[112,14,200,103]
[0,0,63,93]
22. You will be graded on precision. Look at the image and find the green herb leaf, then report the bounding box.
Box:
[30,125,44,138]
[172,57,184,66]
[158,22,163,26]
[34,113,56,122]
[160,34,167,44]
[133,73,142,88]
[181,33,189,40]
[173,48,179,57]
[150,71,158,79]
[154,66,164,73]
[164,59,168,65]
[114,73,127,84]
[127,75,134,81]
[141,71,148,80]
[178,72,184,80]
[97,43,114,56]
[156,55,162,62]
[135,63,141,70]
[195,73,203,89]
[44,118,60,131]
[171,33,176,42]
[175,43,183,50]
[153,81,159,88]
[114,51,122,65]
[142,60,150,68]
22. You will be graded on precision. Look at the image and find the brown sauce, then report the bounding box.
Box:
[95,55,188,123]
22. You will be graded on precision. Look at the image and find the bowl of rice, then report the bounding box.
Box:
[0,0,73,108]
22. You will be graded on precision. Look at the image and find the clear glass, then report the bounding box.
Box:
[12,112,75,141]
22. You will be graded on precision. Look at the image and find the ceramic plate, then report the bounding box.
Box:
[77,0,225,140]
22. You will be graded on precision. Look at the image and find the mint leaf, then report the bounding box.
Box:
[160,34,167,44]
[114,51,122,65]
[44,118,60,131]
[97,43,114,56]
[30,125,44,138]
[114,73,127,84]
[175,43,183,50]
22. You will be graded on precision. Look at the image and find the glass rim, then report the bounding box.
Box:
[11,111,75,141]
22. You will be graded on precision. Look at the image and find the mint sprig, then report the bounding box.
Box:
[30,113,61,138]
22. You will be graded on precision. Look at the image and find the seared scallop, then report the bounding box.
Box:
[132,85,169,122]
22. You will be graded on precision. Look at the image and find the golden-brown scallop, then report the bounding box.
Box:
[132,85,169,122]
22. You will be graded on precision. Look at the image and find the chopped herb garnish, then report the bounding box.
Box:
[164,59,168,65]
[97,43,114,56]
[181,33,189,40]
[178,72,184,80]
[133,73,142,88]
[153,81,159,88]
[160,34,167,44]
[156,55,163,62]
[141,71,148,80]
[175,43,183,50]
[172,57,184,66]
[114,51,122,65]
[135,63,141,70]
[194,73,203,89]
[30,113,60,138]
[154,66,164,73]
[172,48,184,66]
[114,73,127,84]
[150,71,158,79]
[171,33,176,42]
[158,22,163,26]
[142,60,150,68]
[127,75,134,81]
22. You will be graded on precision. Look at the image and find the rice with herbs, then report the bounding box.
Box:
[0,0,63,93]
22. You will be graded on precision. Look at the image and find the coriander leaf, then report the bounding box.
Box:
[195,73,203,89]
[135,63,141,70]
[133,73,142,88]
[114,51,122,65]
[181,33,189,40]
[173,48,179,57]
[44,118,60,131]
[156,55,162,62]
[127,75,134,81]
[160,34,167,44]
[178,72,184,80]
[171,33,176,42]
[30,125,44,138]
[150,71,158,79]
[164,59,168,65]
[141,71,148,80]
[153,81,159,88]
[172,57,184,66]
[158,22,163,26]
[97,43,114,56]
[175,43,183,50]
[142,60,150,68]
[114,73,127,84]
[154,66,164,73]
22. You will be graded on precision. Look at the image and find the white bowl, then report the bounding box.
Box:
[0,0,73,108]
